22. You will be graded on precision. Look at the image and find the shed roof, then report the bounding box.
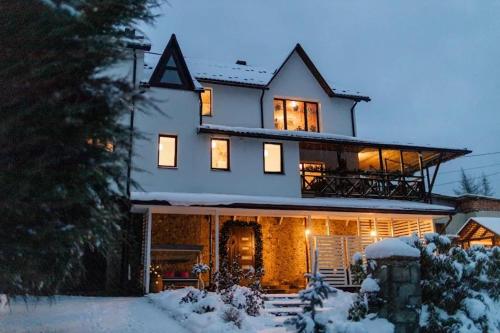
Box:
[131,191,454,215]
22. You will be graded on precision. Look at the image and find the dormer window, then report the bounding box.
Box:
[274,98,319,132]
[160,55,182,85]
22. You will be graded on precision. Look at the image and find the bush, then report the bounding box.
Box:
[221,306,243,328]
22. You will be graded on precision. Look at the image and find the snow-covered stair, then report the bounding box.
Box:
[263,293,303,319]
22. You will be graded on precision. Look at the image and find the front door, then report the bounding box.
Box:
[228,226,255,271]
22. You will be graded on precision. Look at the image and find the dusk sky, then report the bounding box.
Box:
[140,0,500,196]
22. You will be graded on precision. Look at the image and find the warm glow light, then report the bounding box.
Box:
[370,230,377,237]
[290,100,297,108]
[264,149,269,157]
[305,229,311,237]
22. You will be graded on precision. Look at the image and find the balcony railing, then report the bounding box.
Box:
[300,169,425,201]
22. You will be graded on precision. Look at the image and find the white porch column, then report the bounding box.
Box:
[144,208,152,294]
[215,210,220,272]
[417,217,422,238]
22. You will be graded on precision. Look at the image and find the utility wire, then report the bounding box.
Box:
[440,163,500,175]
[464,151,500,158]
[435,171,500,187]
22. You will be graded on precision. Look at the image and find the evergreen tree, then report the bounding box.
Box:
[0,0,158,296]
[454,169,480,195]
[480,173,494,197]
[288,249,336,333]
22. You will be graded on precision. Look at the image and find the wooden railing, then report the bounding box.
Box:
[300,170,425,201]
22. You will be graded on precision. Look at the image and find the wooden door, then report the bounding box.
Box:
[228,226,255,271]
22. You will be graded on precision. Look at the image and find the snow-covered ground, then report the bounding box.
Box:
[0,290,393,333]
[0,296,190,333]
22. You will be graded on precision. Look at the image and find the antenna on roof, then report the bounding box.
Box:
[236,60,247,66]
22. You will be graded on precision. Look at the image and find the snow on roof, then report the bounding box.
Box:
[365,238,420,259]
[186,58,272,87]
[459,217,500,235]
[142,52,367,98]
[198,124,469,153]
[131,191,454,214]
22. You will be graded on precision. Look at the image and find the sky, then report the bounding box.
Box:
[139,0,500,196]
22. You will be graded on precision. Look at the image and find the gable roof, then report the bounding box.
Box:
[267,44,370,102]
[149,34,200,91]
[457,217,500,238]
[145,35,369,101]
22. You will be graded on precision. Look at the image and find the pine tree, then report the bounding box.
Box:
[0,0,158,296]
[454,169,480,195]
[288,249,336,333]
[480,173,494,197]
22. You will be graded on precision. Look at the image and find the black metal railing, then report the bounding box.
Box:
[300,169,425,201]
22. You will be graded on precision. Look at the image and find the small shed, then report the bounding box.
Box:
[457,217,500,248]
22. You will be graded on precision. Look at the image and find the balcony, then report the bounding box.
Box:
[301,168,425,201]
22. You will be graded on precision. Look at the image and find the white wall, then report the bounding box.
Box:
[132,87,301,197]
[444,211,500,234]
[201,83,262,128]
[264,51,356,136]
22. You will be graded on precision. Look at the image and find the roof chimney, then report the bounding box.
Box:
[236,60,247,66]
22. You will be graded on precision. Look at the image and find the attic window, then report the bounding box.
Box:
[160,55,182,85]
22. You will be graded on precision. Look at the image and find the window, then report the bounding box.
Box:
[158,135,177,168]
[263,143,283,173]
[273,98,319,132]
[211,138,229,170]
[201,88,212,116]
[160,55,182,85]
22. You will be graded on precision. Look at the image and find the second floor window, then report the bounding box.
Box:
[263,143,283,173]
[158,135,177,168]
[201,88,212,116]
[274,98,319,132]
[211,138,229,170]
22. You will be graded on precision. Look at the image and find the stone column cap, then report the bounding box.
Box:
[365,238,420,260]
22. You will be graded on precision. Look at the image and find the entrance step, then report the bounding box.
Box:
[263,293,304,319]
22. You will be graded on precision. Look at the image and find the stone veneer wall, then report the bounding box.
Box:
[371,256,421,333]
[151,214,358,290]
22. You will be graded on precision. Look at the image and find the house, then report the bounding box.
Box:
[122,34,471,294]
[456,217,500,248]
[433,194,500,240]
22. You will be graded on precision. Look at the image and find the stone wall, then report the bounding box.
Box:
[371,256,421,333]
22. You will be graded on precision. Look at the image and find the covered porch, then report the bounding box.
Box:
[132,193,450,293]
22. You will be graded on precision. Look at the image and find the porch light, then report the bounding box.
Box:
[305,229,311,237]
[370,230,377,237]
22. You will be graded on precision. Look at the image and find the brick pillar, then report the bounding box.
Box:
[371,256,421,333]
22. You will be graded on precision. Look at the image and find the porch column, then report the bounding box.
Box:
[416,217,422,238]
[215,210,220,272]
[144,208,152,294]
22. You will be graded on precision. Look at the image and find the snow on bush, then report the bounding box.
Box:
[149,286,269,333]
[413,233,500,333]
[360,276,379,293]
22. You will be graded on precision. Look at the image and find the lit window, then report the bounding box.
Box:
[273,99,319,132]
[211,139,229,170]
[264,143,283,173]
[158,135,177,168]
[201,88,212,116]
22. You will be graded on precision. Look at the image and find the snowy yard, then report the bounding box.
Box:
[0,296,190,333]
[0,290,393,333]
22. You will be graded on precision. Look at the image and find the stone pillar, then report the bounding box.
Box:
[371,256,421,333]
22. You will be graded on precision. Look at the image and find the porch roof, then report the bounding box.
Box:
[198,124,471,169]
[457,217,500,238]
[131,191,454,215]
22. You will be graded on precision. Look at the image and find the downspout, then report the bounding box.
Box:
[441,214,453,235]
[199,90,203,126]
[126,49,137,198]
[259,88,266,128]
[350,101,358,137]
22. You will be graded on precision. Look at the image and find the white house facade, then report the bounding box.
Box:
[121,34,471,294]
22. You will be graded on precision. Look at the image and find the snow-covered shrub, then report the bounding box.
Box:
[413,233,500,333]
[287,249,336,333]
[179,288,216,313]
[222,285,263,316]
[221,305,243,328]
